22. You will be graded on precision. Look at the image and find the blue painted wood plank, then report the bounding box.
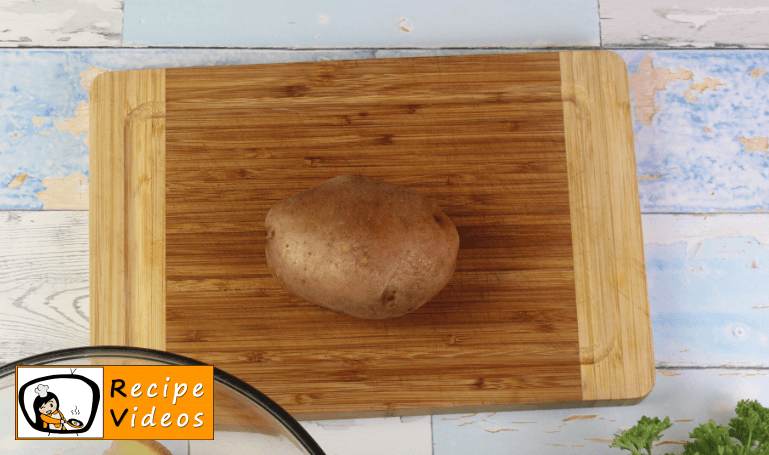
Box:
[122,0,599,48]
[615,50,769,213]
[433,368,769,455]
[642,214,769,367]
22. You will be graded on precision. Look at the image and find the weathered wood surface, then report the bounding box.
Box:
[0,0,123,47]
[601,0,769,48]
[0,211,89,365]
[6,0,769,50]
[434,368,769,454]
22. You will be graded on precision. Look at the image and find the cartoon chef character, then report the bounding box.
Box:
[33,384,68,431]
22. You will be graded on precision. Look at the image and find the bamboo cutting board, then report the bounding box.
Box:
[90,50,654,419]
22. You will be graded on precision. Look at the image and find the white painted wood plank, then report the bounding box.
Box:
[0,0,123,47]
[601,0,769,48]
[433,368,769,454]
[300,416,432,455]
[0,211,89,365]
[642,214,769,246]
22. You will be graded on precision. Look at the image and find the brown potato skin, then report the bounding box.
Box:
[264,174,460,319]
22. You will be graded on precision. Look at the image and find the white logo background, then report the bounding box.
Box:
[16,367,103,439]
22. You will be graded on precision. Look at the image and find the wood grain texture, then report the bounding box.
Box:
[90,51,651,418]
[0,211,89,365]
[164,53,582,419]
[89,68,166,350]
[560,51,654,402]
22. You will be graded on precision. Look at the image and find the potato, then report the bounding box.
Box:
[264,174,460,319]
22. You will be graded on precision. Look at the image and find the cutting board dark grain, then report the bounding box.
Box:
[90,50,654,419]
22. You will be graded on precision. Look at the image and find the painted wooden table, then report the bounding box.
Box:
[2,1,769,454]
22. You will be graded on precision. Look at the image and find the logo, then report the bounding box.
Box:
[16,365,213,440]
[16,367,103,439]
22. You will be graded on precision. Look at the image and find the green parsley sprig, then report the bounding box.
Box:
[611,400,769,455]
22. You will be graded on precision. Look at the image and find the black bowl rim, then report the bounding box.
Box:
[0,346,325,455]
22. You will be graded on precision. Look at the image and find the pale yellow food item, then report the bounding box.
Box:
[102,440,173,455]
[265,174,460,319]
